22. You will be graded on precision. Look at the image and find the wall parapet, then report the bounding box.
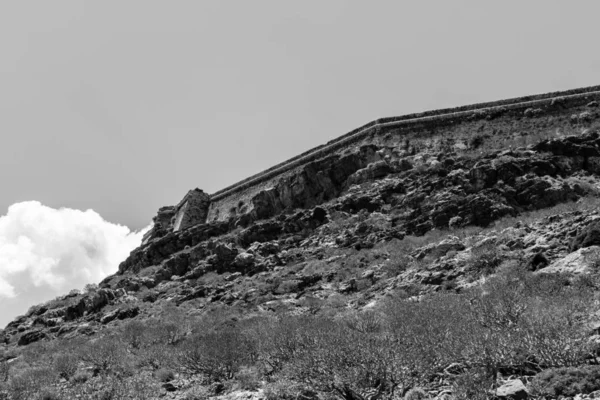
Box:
[210,85,600,202]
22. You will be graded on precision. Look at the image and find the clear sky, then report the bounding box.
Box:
[1,0,599,327]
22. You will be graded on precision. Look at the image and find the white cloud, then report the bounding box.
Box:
[0,201,149,325]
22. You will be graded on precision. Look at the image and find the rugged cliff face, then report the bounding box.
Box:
[6,121,600,344]
[5,88,600,399]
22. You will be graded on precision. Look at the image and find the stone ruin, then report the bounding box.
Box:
[142,188,210,244]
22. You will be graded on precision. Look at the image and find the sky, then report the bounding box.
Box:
[1,0,599,327]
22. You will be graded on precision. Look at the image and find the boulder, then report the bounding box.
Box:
[100,306,139,324]
[347,160,393,185]
[74,324,96,336]
[572,222,600,251]
[527,251,549,271]
[495,379,528,400]
[540,246,600,275]
[212,243,239,266]
[248,241,280,256]
[233,252,255,269]
[514,175,577,210]
[213,390,266,400]
[64,298,86,321]
[18,329,47,346]
[415,236,465,259]
[100,309,120,324]
[225,272,242,282]
[163,252,191,276]
[162,382,177,392]
[85,289,117,313]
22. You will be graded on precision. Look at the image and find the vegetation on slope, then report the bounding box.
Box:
[1,261,600,399]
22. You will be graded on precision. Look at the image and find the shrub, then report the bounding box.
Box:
[62,373,159,400]
[451,369,494,400]
[529,366,600,397]
[147,318,187,346]
[250,316,308,375]
[343,310,384,334]
[136,342,175,370]
[264,379,309,400]
[7,367,56,400]
[182,385,211,400]
[469,134,485,149]
[404,387,430,400]
[71,370,92,384]
[522,271,593,367]
[235,366,261,390]
[84,283,98,293]
[120,374,162,400]
[383,294,474,387]
[0,360,7,383]
[466,243,503,277]
[467,272,529,332]
[280,316,400,400]
[178,329,255,381]
[53,353,78,380]
[464,269,596,375]
[297,296,325,312]
[37,388,61,400]
[90,376,123,400]
[41,295,77,311]
[19,341,56,367]
[520,294,593,368]
[120,320,147,350]
[78,335,126,375]
[154,368,175,382]
[323,294,347,310]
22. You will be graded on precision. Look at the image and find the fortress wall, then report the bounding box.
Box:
[207,85,600,222]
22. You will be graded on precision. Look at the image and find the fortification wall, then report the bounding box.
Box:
[207,85,600,222]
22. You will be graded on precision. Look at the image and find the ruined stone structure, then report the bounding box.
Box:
[173,189,211,231]
[142,189,210,244]
[146,84,600,241]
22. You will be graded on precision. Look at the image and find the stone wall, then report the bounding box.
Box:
[206,85,600,222]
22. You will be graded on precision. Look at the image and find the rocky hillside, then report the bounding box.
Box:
[4,103,600,399]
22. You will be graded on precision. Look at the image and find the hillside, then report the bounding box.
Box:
[3,87,600,399]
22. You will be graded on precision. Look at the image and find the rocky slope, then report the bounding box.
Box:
[5,115,600,399]
[5,126,600,342]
